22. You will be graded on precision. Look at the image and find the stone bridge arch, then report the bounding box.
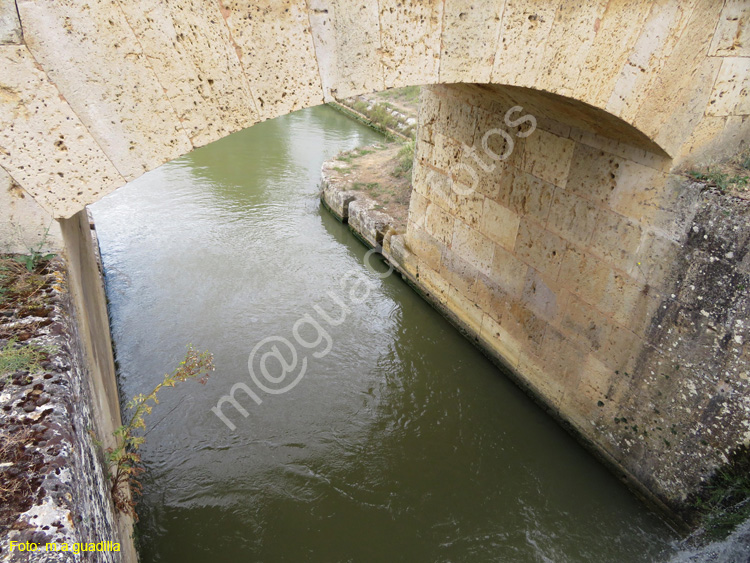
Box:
[0,0,746,220]
[1,0,749,521]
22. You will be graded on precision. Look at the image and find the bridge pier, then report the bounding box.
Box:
[391,84,750,518]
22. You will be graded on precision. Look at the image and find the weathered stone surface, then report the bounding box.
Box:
[0,0,746,220]
[220,0,324,120]
[399,84,750,515]
[606,0,697,123]
[0,46,125,218]
[707,57,750,117]
[308,0,383,100]
[17,0,192,180]
[491,0,559,88]
[573,0,654,108]
[0,256,134,562]
[535,0,608,97]
[379,0,442,88]
[348,197,393,248]
[0,0,21,44]
[0,165,62,253]
[709,0,750,57]
[440,0,504,84]
[118,0,258,147]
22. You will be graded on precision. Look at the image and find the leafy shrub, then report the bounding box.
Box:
[105,346,214,518]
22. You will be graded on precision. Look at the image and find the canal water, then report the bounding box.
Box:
[91,105,679,562]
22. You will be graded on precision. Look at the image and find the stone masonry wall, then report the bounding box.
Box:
[389,84,749,515]
[1,0,748,225]
[0,258,134,562]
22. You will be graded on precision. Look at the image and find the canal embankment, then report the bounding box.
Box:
[0,218,136,562]
[320,100,750,542]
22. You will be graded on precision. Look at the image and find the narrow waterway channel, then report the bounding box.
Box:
[91,105,679,562]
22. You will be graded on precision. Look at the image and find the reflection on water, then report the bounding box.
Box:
[92,105,677,562]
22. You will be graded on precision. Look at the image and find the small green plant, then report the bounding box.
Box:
[687,169,749,194]
[13,225,56,272]
[0,339,47,377]
[393,140,415,179]
[106,346,214,518]
[690,445,750,540]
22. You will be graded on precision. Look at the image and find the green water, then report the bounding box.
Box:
[91,105,678,562]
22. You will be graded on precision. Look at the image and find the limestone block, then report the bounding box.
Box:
[632,0,724,154]
[565,144,624,207]
[437,94,477,148]
[118,0,257,148]
[521,129,575,188]
[479,197,519,251]
[475,272,514,322]
[521,267,559,323]
[708,0,750,57]
[558,244,611,307]
[0,166,62,253]
[491,0,559,88]
[440,249,479,300]
[507,171,554,225]
[474,160,511,201]
[473,106,527,171]
[489,243,528,299]
[707,57,750,117]
[17,0,192,180]
[573,0,654,108]
[0,0,21,44]
[506,300,548,355]
[348,198,393,248]
[220,0,324,120]
[598,270,661,336]
[606,0,697,122]
[676,113,750,166]
[487,164,517,208]
[596,321,644,375]
[417,261,450,305]
[535,0,608,97]
[424,202,455,246]
[320,176,357,220]
[651,56,723,157]
[608,161,668,224]
[423,169,455,214]
[379,0,442,88]
[387,234,418,278]
[308,0,384,100]
[568,127,669,171]
[446,283,484,333]
[545,188,599,250]
[450,189,485,229]
[513,218,567,280]
[415,137,435,173]
[557,290,609,353]
[539,327,591,396]
[440,0,505,84]
[407,190,429,231]
[405,225,443,272]
[480,313,521,368]
[451,219,494,275]
[628,230,681,288]
[571,354,614,417]
[430,130,463,172]
[0,46,125,218]
[588,210,643,272]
